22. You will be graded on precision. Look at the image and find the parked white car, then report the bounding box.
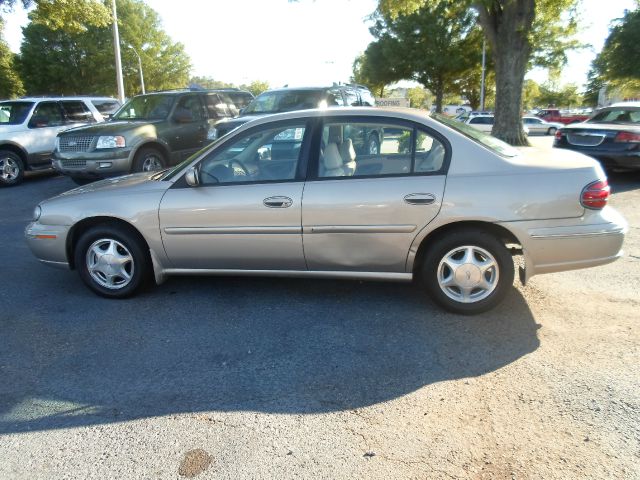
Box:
[0,96,120,186]
[522,116,563,135]
[466,115,530,135]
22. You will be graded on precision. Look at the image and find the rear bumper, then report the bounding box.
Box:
[501,207,628,281]
[554,144,640,170]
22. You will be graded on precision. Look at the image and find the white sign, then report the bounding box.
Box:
[375,97,410,108]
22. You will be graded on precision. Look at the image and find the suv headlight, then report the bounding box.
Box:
[33,205,42,221]
[96,136,126,149]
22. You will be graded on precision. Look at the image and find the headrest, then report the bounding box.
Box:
[323,143,343,169]
[339,138,356,163]
[327,125,343,143]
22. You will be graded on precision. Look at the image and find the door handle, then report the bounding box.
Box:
[404,193,436,205]
[263,196,293,208]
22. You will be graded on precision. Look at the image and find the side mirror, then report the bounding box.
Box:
[185,166,200,187]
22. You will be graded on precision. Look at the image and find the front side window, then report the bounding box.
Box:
[28,102,64,128]
[62,101,94,123]
[0,101,34,125]
[91,100,120,117]
[114,94,175,120]
[199,123,306,185]
[174,95,204,122]
[318,121,445,178]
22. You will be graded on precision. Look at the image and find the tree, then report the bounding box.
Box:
[351,44,398,97]
[379,0,580,145]
[240,80,270,97]
[0,20,24,98]
[0,0,110,33]
[18,0,191,97]
[599,8,640,82]
[363,2,482,112]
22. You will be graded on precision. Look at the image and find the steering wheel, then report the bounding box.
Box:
[229,159,249,176]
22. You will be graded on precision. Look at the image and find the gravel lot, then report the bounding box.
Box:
[1,136,638,479]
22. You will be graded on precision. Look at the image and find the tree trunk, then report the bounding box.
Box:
[473,0,535,146]
[434,79,444,113]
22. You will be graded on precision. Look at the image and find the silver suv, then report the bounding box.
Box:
[0,96,120,186]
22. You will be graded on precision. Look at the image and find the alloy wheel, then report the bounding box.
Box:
[436,245,499,303]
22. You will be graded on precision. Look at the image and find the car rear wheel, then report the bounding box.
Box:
[0,150,24,187]
[547,127,557,136]
[421,230,514,314]
[133,147,166,173]
[75,225,149,298]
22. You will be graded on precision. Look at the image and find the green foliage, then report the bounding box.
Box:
[536,82,583,108]
[241,80,270,97]
[0,21,24,98]
[0,0,110,33]
[405,86,431,109]
[598,8,640,83]
[189,77,270,97]
[17,0,191,97]
[364,1,483,112]
[351,47,397,97]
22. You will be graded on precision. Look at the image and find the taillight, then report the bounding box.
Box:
[554,129,563,140]
[581,179,610,210]
[614,131,640,143]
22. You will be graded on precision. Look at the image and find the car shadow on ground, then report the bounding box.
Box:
[0,273,540,434]
[607,170,640,194]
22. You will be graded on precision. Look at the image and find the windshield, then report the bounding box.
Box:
[114,94,175,121]
[432,113,519,158]
[587,108,640,124]
[243,90,332,114]
[0,101,34,125]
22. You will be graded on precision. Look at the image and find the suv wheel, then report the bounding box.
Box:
[421,229,514,315]
[133,148,166,173]
[75,225,149,298]
[0,150,25,187]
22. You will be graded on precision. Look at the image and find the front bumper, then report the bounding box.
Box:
[25,222,71,269]
[52,149,133,179]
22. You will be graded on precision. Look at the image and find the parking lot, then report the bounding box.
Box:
[1,137,639,479]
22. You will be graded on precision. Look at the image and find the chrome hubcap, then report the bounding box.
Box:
[0,157,19,181]
[86,238,134,289]
[142,155,163,171]
[437,245,499,303]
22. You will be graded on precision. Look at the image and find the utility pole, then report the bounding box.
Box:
[112,0,125,103]
[129,46,145,94]
[480,39,486,111]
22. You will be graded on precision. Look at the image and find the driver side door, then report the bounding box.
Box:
[159,120,311,271]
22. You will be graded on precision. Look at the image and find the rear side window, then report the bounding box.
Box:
[28,102,64,128]
[62,101,95,123]
[205,94,233,119]
[318,121,446,178]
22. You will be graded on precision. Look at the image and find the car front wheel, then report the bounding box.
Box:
[75,225,149,298]
[547,127,557,136]
[421,230,514,314]
[0,150,25,187]
[133,147,166,173]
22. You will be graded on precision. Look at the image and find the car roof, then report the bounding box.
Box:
[608,101,640,108]
[14,96,117,102]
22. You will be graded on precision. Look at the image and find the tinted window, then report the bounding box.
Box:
[225,92,253,109]
[0,101,34,125]
[199,123,306,185]
[61,101,94,123]
[91,100,120,116]
[205,94,233,119]
[243,90,327,114]
[115,94,175,120]
[174,95,204,122]
[29,102,64,128]
[319,121,444,178]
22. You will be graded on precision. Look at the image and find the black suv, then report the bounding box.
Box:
[52,89,251,183]
[212,84,377,142]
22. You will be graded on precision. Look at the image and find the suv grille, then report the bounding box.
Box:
[59,136,95,153]
[60,159,87,168]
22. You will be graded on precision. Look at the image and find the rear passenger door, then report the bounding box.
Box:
[26,101,68,165]
[301,117,448,273]
[168,94,208,161]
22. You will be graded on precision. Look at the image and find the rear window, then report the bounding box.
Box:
[588,108,640,124]
[91,100,121,116]
[433,113,518,158]
[0,101,34,125]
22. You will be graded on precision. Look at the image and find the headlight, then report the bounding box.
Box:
[96,136,126,149]
[33,205,42,221]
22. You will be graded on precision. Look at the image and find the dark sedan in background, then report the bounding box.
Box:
[554,102,640,171]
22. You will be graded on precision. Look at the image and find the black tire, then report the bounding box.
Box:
[0,150,25,187]
[367,134,380,155]
[133,147,166,173]
[421,229,515,315]
[547,127,557,136]
[74,225,150,298]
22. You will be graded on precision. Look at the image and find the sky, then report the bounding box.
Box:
[2,0,638,90]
